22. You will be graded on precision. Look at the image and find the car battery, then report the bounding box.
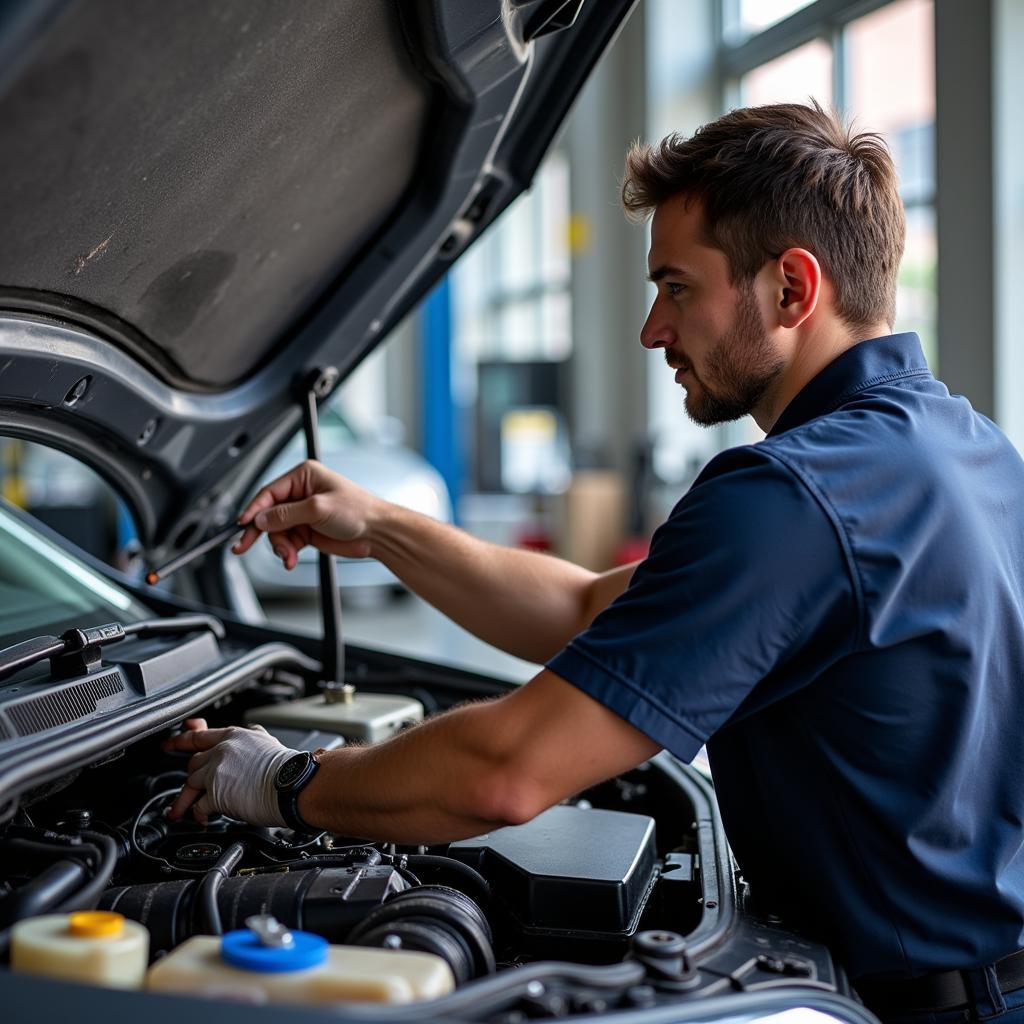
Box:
[245,686,423,744]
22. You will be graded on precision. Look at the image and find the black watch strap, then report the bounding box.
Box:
[275,751,321,833]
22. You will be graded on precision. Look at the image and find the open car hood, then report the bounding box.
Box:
[0,0,635,556]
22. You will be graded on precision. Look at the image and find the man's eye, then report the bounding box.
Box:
[666,282,686,296]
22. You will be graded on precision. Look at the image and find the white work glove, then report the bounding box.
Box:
[165,719,296,827]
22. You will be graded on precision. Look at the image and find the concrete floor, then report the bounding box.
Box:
[263,592,539,683]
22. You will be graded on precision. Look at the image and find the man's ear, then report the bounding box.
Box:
[770,248,821,329]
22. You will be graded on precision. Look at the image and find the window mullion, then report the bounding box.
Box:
[832,21,847,111]
[721,0,741,44]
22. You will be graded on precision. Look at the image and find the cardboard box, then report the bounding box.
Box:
[556,470,626,571]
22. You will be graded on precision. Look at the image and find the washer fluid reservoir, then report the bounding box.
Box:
[146,914,455,1006]
[11,911,149,988]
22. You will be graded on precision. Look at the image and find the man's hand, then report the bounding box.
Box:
[233,460,386,571]
[229,460,637,667]
[163,718,296,826]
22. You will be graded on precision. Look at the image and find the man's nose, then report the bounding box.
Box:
[639,303,674,350]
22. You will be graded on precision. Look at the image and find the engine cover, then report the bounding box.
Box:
[449,805,657,938]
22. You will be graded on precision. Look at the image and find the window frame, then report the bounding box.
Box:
[720,0,935,217]
[723,0,937,379]
[454,151,573,365]
[712,0,937,441]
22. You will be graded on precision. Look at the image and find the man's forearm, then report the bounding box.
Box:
[169,673,661,839]
[366,504,602,664]
[296,698,529,844]
[237,461,637,662]
[293,671,660,844]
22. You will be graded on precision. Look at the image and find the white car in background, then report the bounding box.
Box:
[240,406,452,598]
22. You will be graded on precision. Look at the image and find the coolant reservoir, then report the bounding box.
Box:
[245,685,423,743]
[146,915,455,1006]
[11,911,149,988]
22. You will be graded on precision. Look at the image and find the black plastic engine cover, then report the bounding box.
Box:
[449,805,657,935]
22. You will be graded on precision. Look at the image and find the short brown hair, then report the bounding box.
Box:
[622,102,905,332]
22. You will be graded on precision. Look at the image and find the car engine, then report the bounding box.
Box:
[0,651,849,1020]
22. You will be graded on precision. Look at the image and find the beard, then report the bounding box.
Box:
[671,281,785,427]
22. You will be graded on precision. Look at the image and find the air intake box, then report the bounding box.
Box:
[449,805,657,940]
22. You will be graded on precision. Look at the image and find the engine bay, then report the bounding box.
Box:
[0,625,852,1020]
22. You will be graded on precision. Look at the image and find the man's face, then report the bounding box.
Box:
[641,195,784,427]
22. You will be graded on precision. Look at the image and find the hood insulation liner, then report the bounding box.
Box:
[0,0,431,387]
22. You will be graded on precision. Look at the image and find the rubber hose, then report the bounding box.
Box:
[405,855,490,908]
[394,865,422,887]
[0,860,88,927]
[354,918,477,985]
[195,841,246,936]
[412,885,494,944]
[349,885,495,976]
[0,836,111,959]
[304,960,649,1022]
[0,837,100,870]
[428,959,648,1017]
[53,831,117,912]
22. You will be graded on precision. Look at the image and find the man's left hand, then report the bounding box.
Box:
[163,718,296,826]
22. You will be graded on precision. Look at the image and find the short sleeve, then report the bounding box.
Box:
[545,446,857,762]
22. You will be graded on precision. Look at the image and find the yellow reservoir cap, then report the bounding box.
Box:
[68,911,125,939]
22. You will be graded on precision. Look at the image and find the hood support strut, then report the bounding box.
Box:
[298,367,344,693]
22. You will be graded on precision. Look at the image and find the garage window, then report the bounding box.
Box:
[726,0,937,368]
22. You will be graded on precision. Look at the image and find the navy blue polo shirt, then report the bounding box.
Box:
[548,333,1024,980]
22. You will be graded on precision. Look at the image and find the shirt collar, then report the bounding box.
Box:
[767,332,931,438]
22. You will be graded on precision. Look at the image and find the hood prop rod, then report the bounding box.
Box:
[299,367,344,693]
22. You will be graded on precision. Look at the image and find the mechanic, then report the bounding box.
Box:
[166,103,1024,1023]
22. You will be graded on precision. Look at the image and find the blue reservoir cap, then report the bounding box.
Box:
[221,928,328,973]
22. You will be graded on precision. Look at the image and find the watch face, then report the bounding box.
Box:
[276,752,310,789]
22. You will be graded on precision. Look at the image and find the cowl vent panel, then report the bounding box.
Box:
[4,670,124,737]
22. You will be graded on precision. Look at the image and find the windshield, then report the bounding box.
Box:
[0,503,149,649]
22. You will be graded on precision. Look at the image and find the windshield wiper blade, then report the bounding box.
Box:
[124,614,225,643]
[0,614,224,685]
[0,633,67,682]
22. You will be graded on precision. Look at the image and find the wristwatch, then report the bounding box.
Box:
[273,750,323,833]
